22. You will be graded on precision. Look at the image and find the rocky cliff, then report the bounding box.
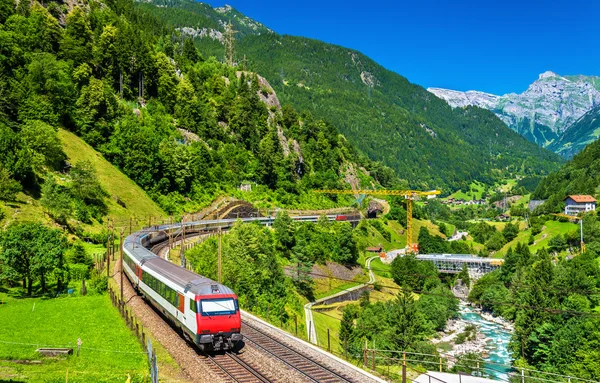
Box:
[428,71,600,149]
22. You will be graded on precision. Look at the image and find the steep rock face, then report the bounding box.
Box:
[548,106,600,158]
[428,72,600,148]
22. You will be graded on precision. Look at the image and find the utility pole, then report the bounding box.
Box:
[106,220,111,279]
[224,22,237,67]
[218,226,222,283]
[580,218,585,253]
[111,218,115,261]
[120,228,124,300]
[180,219,186,264]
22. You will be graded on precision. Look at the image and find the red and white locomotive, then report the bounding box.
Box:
[122,227,243,351]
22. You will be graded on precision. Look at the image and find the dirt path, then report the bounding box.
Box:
[305,256,377,345]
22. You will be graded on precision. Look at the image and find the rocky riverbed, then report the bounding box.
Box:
[432,302,513,379]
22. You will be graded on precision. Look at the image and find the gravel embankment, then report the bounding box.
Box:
[114,261,223,383]
[242,313,387,383]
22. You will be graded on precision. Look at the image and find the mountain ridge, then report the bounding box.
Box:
[428,72,600,152]
[135,0,563,191]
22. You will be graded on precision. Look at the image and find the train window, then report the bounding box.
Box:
[189,299,196,313]
[200,298,236,316]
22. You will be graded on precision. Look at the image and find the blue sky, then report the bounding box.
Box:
[203,0,599,95]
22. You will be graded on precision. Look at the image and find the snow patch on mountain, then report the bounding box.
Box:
[428,72,600,136]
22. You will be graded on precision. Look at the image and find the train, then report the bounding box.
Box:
[122,226,243,351]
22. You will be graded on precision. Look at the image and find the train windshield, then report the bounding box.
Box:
[200,298,237,316]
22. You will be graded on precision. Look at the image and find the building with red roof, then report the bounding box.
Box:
[564,195,596,216]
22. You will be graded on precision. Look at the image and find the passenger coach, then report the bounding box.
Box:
[122,229,243,351]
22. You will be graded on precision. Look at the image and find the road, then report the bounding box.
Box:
[304,256,378,345]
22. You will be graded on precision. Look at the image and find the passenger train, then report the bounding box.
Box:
[121,213,358,351]
[122,225,243,351]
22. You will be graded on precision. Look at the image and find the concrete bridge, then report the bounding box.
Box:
[417,253,503,279]
[385,251,503,279]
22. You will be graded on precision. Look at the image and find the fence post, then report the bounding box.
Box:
[440,356,443,372]
[363,341,367,366]
[295,315,298,336]
[402,351,407,383]
[371,349,375,371]
[522,369,525,383]
[327,329,330,352]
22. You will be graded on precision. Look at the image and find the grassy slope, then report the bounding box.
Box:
[1,131,165,232]
[478,220,579,258]
[0,295,147,382]
[58,129,166,229]
[448,181,486,200]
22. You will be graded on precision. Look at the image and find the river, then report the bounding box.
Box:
[459,304,513,380]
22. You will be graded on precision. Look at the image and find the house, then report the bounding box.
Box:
[564,195,596,216]
[495,213,510,221]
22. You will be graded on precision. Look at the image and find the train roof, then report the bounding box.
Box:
[144,257,235,296]
[125,214,353,297]
[124,227,234,296]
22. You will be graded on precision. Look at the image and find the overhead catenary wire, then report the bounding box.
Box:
[365,264,600,297]
[304,270,600,318]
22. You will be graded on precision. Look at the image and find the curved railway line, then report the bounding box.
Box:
[148,232,363,382]
[123,205,381,383]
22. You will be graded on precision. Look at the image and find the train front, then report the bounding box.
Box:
[195,292,243,351]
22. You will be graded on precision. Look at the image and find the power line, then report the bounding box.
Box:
[366,265,600,297]
[305,270,600,317]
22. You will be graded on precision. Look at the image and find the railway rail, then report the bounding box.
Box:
[137,207,377,383]
[242,322,357,383]
[207,352,273,383]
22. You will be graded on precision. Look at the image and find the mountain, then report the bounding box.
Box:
[135,0,562,192]
[0,0,388,225]
[533,131,600,214]
[428,72,600,150]
[548,106,600,158]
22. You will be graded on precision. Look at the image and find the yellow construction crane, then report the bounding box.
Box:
[313,189,441,252]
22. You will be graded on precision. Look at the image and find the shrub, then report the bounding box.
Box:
[90,275,108,294]
[69,263,90,281]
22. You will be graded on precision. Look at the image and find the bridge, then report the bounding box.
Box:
[418,254,503,279]
[385,251,503,279]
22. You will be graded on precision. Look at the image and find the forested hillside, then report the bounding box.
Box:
[0,0,397,223]
[135,0,562,192]
[549,106,600,159]
[532,136,600,213]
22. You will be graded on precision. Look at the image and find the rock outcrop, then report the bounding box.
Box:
[428,71,600,150]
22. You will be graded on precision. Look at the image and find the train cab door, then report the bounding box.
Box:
[185,296,198,335]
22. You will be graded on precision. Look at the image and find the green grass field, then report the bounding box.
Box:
[530,220,578,253]
[59,129,166,231]
[1,130,166,233]
[0,294,148,382]
[468,219,579,258]
[448,181,486,200]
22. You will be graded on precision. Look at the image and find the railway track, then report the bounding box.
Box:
[242,321,357,383]
[207,352,273,383]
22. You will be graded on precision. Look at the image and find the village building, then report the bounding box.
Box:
[564,195,596,216]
